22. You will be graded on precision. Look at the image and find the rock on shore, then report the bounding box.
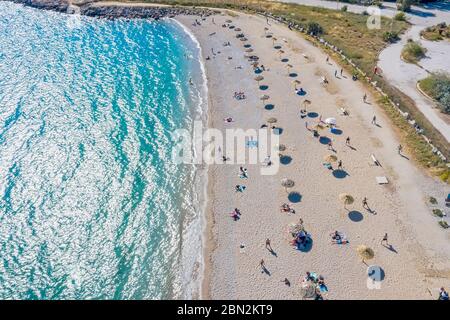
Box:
[6,0,218,19]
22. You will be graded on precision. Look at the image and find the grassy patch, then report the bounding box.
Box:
[419,72,450,114]
[401,40,427,63]
[420,22,450,41]
[433,208,444,218]
[439,220,449,229]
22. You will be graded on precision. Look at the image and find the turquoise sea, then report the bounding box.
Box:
[0,2,206,299]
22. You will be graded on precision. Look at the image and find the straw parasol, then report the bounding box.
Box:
[300,281,317,299]
[286,64,293,74]
[357,245,375,264]
[281,178,295,192]
[287,221,304,235]
[339,193,354,209]
[255,75,264,84]
[324,154,338,163]
[260,94,270,106]
[267,117,277,124]
[245,48,254,53]
[275,144,287,152]
[226,19,233,23]
[278,49,285,59]
[325,117,337,126]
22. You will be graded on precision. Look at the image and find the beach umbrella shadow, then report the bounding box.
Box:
[296,239,313,252]
[348,210,364,222]
[319,136,331,145]
[288,191,302,203]
[332,169,349,179]
[280,155,292,165]
[272,127,283,135]
[265,104,275,110]
[289,73,298,78]
[331,128,343,135]
[274,45,282,49]
[307,112,318,118]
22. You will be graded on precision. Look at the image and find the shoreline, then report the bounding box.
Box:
[6,0,218,18]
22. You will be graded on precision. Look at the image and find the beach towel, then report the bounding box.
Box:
[246,140,258,148]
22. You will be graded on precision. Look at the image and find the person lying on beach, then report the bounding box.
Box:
[330,231,349,245]
[263,156,272,167]
[235,185,246,193]
[233,92,246,100]
[230,208,241,221]
[239,167,248,179]
[280,203,295,214]
[300,109,307,119]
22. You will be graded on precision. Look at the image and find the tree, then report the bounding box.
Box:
[397,0,413,12]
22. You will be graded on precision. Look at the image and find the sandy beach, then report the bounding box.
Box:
[176,11,450,300]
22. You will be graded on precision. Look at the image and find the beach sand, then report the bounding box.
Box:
[176,11,450,300]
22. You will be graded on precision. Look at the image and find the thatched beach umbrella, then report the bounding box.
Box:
[357,245,375,264]
[286,64,293,75]
[325,117,337,126]
[260,94,270,106]
[339,193,354,209]
[267,117,277,124]
[235,28,242,32]
[300,281,317,300]
[275,144,287,152]
[255,75,264,84]
[324,154,338,163]
[293,79,301,90]
[245,48,254,53]
[226,19,233,23]
[281,178,295,192]
[288,221,304,236]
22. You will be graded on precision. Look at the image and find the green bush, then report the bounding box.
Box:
[382,31,400,43]
[394,12,407,21]
[401,40,427,63]
[397,0,412,12]
[419,72,450,114]
[439,221,449,229]
[433,209,444,217]
[307,22,324,36]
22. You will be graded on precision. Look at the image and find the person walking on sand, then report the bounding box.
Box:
[337,160,343,170]
[363,93,367,103]
[345,136,351,146]
[282,278,291,286]
[326,56,329,63]
[340,68,343,76]
[381,233,389,246]
[398,144,403,155]
[259,259,266,271]
[265,239,273,252]
[371,115,377,125]
[362,197,369,210]
[328,140,334,151]
[334,70,337,77]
